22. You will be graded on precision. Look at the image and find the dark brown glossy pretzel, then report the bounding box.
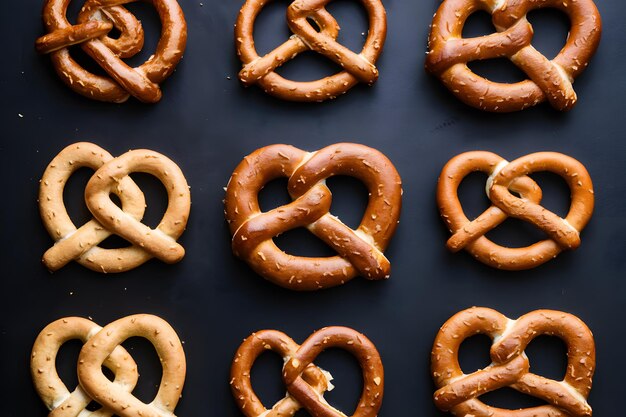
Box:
[425,0,602,112]
[231,327,384,417]
[437,151,594,270]
[36,0,187,103]
[235,0,387,101]
[224,143,402,290]
[432,307,595,416]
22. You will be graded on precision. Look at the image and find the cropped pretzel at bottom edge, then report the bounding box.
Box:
[432,307,595,417]
[31,314,186,417]
[231,327,384,417]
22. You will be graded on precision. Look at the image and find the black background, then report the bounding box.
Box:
[1,0,625,416]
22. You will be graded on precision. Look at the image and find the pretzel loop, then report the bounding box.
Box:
[425,0,602,111]
[36,0,187,103]
[437,151,594,270]
[432,307,595,417]
[31,317,139,417]
[40,142,191,273]
[235,0,387,101]
[225,143,402,290]
[231,327,384,417]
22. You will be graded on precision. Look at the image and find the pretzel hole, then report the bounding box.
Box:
[250,350,291,407]
[479,387,548,409]
[55,339,115,411]
[467,59,528,84]
[121,2,161,67]
[312,348,363,413]
[326,176,369,229]
[462,10,497,39]
[325,0,369,51]
[120,337,163,403]
[64,167,101,227]
[128,173,169,229]
[252,0,299,55]
[524,335,568,381]
[526,8,570,59]
[456,171,496,220]
[458,334,492,373]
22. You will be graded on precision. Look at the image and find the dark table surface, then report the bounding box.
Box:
[2,0,625,416]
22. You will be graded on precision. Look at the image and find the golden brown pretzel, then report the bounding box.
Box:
[36,0,187,103]
[235,0,387,101]
[77,314,186,417]
[39,142,191,273]
[432,307,595,416]
[224,143,402,290]
[31,317,139,417]
[231,327,384,417]
[437,151,594,269]
[425,0,602,112]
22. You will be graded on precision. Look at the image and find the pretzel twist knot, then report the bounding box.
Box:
[39,142,191,273]
[31,314,186,417]
[432,307,595,417]
[231,327,384,417]
[437,151,594,270]
[224,143,402,290]
[235,0,387,101]
[425,0,602,112]
[35,0,187,103]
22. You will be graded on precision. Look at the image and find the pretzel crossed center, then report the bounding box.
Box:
[432,308,595,417]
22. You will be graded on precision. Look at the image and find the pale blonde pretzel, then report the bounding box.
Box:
[224,143,402,290]
[425,0,602,112]
[432,307,595,416]
[437,151,594,270]
[36,0,187,103]
[77,314,186,417]
[31,317,138,417]
[231,327,384,417]
[235,0,387,101]
[40,142,190,273]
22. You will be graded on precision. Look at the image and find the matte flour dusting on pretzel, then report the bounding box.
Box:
[432,307,595,416]
[224,143,402,290]
[36,0,187,102]
[231,327,383,417]
[425,0,602,112]
[39,142,191,273]
[437,151,594,270]
[235,0,387,101]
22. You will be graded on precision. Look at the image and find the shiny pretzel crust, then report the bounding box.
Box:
[432,307,595,417]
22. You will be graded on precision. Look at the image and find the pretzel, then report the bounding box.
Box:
[432,307,595,416]
[437,151,594,269]
[224,143,402,290]
[35,0,187,103]
[425,0,602,112]
[39,142,191,273]
[235,0,387,101]
[31,317,139,416]
[231,327,384,417]
[77,314,186,417]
